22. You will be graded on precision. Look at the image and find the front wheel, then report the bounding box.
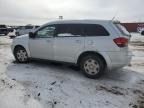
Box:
[80,55,105,79]
[14,47,29,63]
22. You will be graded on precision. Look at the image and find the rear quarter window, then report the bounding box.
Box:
[114,23,130,36]
[83,24,110,36]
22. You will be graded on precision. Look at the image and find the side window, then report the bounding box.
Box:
[36,26,56,38]
[56,24,83,37]
[83,24,109,36]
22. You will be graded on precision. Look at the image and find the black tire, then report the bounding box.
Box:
[14,47,29,63]
[80,55,105,79]
[5,33,8,36]
[141,31,144,36]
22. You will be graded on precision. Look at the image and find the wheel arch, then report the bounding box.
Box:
[13,45,30,57]
[77,51,111,69]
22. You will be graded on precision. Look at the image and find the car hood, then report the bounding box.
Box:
[15,34,29,39]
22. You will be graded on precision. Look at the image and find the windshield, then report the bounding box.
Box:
[114,23,130,36]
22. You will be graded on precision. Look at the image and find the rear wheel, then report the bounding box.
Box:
[14,47,28,63]
[80,55,105,79]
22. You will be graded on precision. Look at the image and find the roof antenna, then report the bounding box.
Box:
[111,9,119,22]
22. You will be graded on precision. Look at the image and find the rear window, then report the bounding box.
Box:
[83,24,109,36]
[114,23,130,36]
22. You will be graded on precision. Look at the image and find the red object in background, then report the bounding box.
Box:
[121,23,144,33]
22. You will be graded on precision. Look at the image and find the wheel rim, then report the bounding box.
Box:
[16,49,27,62]
[84,59,100,75]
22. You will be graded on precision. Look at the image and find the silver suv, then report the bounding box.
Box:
[11,20,132,79]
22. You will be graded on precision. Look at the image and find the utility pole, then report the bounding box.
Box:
[59,16,63,20]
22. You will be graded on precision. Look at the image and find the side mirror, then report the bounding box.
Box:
[29,32,35,38]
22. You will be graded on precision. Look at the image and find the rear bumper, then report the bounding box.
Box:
[107,51,132,70]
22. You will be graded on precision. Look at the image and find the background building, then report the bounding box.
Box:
[121,22,144,33]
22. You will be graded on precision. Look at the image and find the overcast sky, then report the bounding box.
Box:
[0,0,144,25]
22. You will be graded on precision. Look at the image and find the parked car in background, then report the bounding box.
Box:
[139,28,144,35]
[0,25,9,35]
[11,20,132,79]
[8,27,16,39]
[7,26,14,33]
[16,25,40,36]
[141,31,144,35]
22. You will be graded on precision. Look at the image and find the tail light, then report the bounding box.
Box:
[113,37,128,47]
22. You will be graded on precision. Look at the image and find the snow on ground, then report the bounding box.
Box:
[128,33,144,73]
[130,33,144,42]
[0,34,144,108]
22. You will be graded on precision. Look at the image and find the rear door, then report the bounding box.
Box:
[53,24,84,63]
[83,24,118,52]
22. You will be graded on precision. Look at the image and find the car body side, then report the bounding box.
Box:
[11,20,132,71]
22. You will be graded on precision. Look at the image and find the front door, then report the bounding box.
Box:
[29,25,56,60]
